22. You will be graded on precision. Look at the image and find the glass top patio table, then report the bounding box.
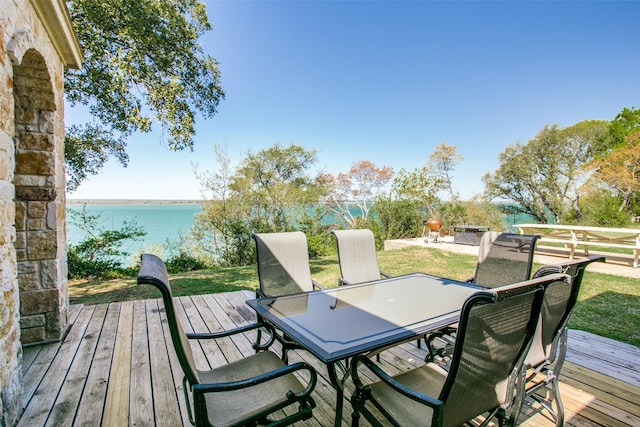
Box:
[246,272,480,363]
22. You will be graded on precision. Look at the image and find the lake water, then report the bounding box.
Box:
[66,203,202,264]
[66,202,537,265]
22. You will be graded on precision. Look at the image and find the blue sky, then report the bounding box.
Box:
[66,1,640,201]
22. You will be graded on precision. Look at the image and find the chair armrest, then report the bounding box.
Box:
[351,355,444,412]
[192,360,317,398]
[339,273,391,286]
[187,322,273,341]
[338,278,353,286]
[312,280,323,290]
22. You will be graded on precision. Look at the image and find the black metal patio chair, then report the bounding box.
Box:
[138,253,317,427]
[425,231,540,359]
[331,228,394,358]
[470,231,540,287]
[252,231,322,362]
[515,255,605,426]
[350,273,568,427]
[331,229,390,286]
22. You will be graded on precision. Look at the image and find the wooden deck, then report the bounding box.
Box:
[19,291,640,426]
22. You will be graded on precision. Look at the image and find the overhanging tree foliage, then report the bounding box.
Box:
[65,0,224,190]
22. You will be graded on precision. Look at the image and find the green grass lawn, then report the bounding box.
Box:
[69,246,640,347]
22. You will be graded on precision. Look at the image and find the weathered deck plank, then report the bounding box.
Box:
[101,300,133,427]
[74,302,120,427]
[128,300,154,426]
[18,291,640,426]
[146,298,183,427]
[45,304,108,427]
[567,329,640,387]
[18,305,95,427]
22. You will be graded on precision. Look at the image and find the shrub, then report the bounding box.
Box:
[67,206,146,278]
[165,252,209,273]
[579,190,630,227]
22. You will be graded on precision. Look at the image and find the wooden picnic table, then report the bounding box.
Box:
[515,223,640,268]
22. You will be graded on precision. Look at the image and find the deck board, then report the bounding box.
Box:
[45,304,107,427]
[19,290,640,426]
[74,302,120,427]
[129,299,154,427]
[147,298,183,427]
[101,300,133,427]
[19,305,97,427]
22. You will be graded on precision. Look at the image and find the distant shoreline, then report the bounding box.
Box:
[66,199,202,205]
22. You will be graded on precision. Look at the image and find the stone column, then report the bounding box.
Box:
[13,50,68,344]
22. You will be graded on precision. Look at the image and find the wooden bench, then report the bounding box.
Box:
[514,223,640,268]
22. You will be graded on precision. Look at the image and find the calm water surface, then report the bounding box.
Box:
[66,203,202,264]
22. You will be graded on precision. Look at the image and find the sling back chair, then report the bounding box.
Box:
[331,228,426,356]
[253,231,322,297]
[351,274,568,427]
[514,255,605,426]
[331,228,394,358]
[253,231,322,362]
[138,253,317,427]
[331,229,390,286]
[470,232,540,287]
[425,231,540,358]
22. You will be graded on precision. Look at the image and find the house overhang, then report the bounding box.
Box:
[30,0,83,69]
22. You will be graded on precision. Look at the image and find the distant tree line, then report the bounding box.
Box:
[67,106,640,276]
[187,107,639,268]
[61,1,639,275]
[188,141,501,267]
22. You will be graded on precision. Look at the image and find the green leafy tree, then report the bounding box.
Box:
[392,166,442,217]
[483,121,607,223]
[68,206,146,278]
[577,187,630,227]
[192,143,329,266]
[371,144,462,240]
[592,107,640,156]
[371,195,423,241]
[231,143,327,231]
[192,143,256,266]
[585,130,640,212]
[65,0,224,190]
[428,142,463,202]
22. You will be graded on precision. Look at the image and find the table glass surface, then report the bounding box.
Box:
[247,273,480,362]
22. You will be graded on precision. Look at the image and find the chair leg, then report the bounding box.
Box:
[550,377,564,427]
[281,345,289,364]
[351,409,360,427]
[351,392,364,427]
[254,328,262,353]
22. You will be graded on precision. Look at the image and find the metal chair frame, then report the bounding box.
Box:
[350,274,568,427]
[138,253,317,427]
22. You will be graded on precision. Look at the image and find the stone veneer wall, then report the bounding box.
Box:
[13,49,68,345]
[1,0,71,424]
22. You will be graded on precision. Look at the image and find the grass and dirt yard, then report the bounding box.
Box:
[69,246,640,347]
